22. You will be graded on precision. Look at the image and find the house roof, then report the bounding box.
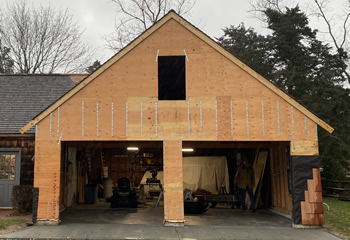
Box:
[0,74,86,134]
[20,11,334,134]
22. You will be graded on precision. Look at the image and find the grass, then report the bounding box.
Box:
[323,197,350,239]
[0,219,25,231]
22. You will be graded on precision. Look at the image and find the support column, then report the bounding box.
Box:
[163,140,184,226]
[34,139,61,225]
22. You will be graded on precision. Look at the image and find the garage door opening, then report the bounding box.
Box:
[59,141,165,223]
[181,141,292,225]
[58,141,292,226]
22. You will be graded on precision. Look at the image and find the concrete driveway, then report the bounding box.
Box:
[0,203,341,240]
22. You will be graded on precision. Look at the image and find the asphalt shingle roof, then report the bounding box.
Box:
[0,74,85,134]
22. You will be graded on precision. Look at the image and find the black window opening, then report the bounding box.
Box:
[158,56,186,100]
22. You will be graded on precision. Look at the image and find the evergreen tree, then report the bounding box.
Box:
[0,40,14,73]
[86,60,101,74]
[218,6,350,180]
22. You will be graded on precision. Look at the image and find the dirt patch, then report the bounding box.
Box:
[0,209,15,218]
[0,210,32,235]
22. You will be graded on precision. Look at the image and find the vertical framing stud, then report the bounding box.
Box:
[246,101,249,136]
[315,124,318,140]
[35,125,38,138]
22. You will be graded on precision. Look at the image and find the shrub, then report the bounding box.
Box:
[12,185,33,213]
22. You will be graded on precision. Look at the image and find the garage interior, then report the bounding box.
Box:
[58,141,292,225]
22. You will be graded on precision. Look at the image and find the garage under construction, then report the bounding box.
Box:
[21,11,332,227]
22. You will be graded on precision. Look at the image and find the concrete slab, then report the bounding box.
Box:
[0,203,341,240]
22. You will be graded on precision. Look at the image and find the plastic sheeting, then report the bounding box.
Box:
[183,156,230,193]
[291,155,319,224]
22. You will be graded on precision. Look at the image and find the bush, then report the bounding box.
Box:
[12,185,33,213]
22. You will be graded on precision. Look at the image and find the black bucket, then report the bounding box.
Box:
[84,184,97,204]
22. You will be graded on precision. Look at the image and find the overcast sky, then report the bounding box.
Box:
[0,0,346,63]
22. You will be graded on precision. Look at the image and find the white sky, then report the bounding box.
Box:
[0,0,347,63]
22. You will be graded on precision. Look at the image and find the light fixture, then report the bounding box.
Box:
[182,148,194,152]
[127,147,139,151]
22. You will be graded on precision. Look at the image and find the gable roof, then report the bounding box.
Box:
[20,11,334,134]
[0,74,85,134]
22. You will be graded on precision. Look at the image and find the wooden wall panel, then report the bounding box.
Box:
[217,96,231,140]
[33,19,320,146]
[201,97,217,140]
[270,142,293,213]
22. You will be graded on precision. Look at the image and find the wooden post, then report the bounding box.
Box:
[163,140,184,226]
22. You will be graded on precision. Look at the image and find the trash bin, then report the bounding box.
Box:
[103,178,113,199]
[84,184,97,204]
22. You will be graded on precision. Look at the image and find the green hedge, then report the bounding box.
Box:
[12,185,33,213]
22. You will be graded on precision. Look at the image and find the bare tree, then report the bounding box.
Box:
[312,0,350,82]
[0,0,94,73]
[249,0,350,84]
[106,0,196,51]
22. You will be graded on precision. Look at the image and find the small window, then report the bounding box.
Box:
[158,56,186,100]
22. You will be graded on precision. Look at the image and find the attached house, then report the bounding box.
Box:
[20,11,331,226]
[0,74,85,208]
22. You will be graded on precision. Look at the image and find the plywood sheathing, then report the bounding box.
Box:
[21,12,333,135]
[301,168,325,225]
[163,140,184,223]
[28,97,320,144]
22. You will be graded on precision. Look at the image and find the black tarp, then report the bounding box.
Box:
[291,155,319,224]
